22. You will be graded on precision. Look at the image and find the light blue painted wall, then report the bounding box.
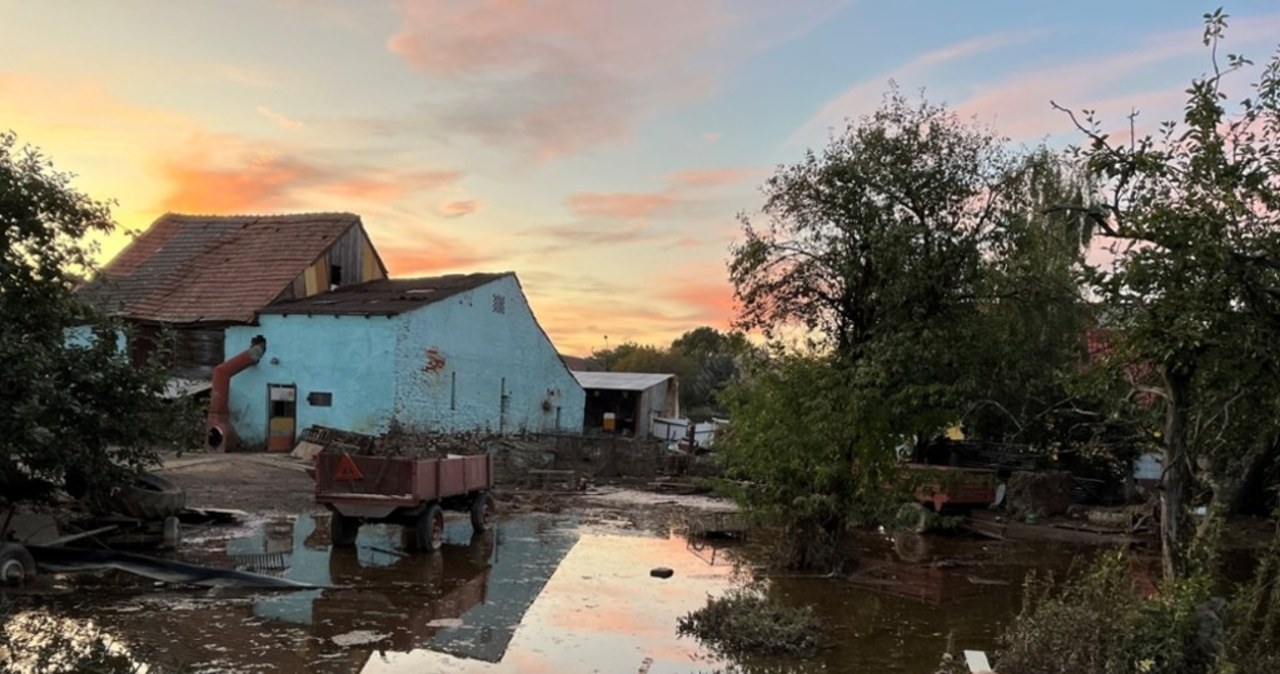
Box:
[224,275,585,445]
[225,314,398,447]
[392,275,585,434]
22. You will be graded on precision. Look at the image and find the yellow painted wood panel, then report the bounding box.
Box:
[362,238,382,281]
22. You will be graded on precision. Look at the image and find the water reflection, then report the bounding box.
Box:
[10,512,1097,674]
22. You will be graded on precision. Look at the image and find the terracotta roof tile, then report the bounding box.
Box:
[81,212,361,323]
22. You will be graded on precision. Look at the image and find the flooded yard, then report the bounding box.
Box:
[5,506,1105,674]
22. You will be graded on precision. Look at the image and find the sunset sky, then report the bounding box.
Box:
[3,1,1278,355]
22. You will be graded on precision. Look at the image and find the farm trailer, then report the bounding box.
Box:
[314,452,495,551]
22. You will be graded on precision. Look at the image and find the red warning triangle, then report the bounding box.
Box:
[333,452,364,482]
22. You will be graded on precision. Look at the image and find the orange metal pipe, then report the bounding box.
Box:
[206,335,266,451]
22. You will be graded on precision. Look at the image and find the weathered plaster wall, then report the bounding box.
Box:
[225,315,397,446]
[392,275,585,434]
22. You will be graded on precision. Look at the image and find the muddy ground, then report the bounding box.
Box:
[154,451,734,529]
[156,453,325,515]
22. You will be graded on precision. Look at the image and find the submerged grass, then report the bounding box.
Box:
[677,588,820,657]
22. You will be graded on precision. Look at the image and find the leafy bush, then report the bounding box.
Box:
[1218,525,1280,674]
[997,551,1219,674]
[677,588,820,656]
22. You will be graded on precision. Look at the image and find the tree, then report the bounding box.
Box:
[723,92,1099,568]
[1055,10,1280,579]
[0,131,174,503]
[671,327,754,419]
[591,327,754,419]
[718,350,894,570]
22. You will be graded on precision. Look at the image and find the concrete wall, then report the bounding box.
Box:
[225,315,398,446]
[392,275,585,434]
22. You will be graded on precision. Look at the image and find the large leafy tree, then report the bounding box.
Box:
[1057,10,1280,579]
[0,132,174,503]
[723,93,1097,568]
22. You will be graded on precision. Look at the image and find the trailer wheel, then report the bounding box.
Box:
[414,505,445,552]
[330,513,360,548]
[470,492,495,533]
[894,502,932,534]
[0,543,37,587]
[108,472,187,520]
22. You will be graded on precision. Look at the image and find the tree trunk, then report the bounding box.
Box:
[1161,368,1193,581]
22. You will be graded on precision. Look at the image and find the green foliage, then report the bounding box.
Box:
[1218,523,1280,674]
[592,327,754,420]
[717,351,896,569]
[722,92,1098,568]
[0,131,176,502]
[1060,10,1280,576]
[998,552,1218,674]
[999,522,1280,674]
[676,588,820,657]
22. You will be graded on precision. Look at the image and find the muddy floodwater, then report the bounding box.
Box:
[9,513,1099,673]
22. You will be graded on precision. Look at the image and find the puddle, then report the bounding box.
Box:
[5,514,1102,673]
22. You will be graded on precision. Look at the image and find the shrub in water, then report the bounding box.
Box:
[677,588,819,656]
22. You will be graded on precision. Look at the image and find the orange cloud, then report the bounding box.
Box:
[439,199,480,218]
[256,105,304,130]
[158,153,318,213]
[155,137,463,214]
[667,167,756,188]
[379,247,493,276]
[566,192,680,219]
[663,278,736,328]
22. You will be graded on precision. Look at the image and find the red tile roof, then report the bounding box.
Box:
[81,213,361,324]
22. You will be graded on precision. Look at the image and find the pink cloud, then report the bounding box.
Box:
[386,1,735,159]
[439,199,480,218]
[566,192,680,219]
[667,166,756,188]
[386,1,841,159]
[797,13,1280,145]
[794,29,1044,142]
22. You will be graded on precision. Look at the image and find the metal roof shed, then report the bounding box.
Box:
[571,371,679,438]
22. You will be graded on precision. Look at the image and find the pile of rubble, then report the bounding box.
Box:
[296,425,498,458]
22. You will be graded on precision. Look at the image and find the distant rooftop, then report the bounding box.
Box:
[571,371,675,391]
[261,273,512,316]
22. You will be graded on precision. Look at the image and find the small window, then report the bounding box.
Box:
[492,294,506,314]
[329,264,343,286]
[307,391,333,407]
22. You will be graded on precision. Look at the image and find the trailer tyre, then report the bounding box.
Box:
[109,472,187,520]
[894,502,932,534]
[470,492,495,533]
[0,543,37,586]
[415,505,445,552]
[330,514,360,548]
